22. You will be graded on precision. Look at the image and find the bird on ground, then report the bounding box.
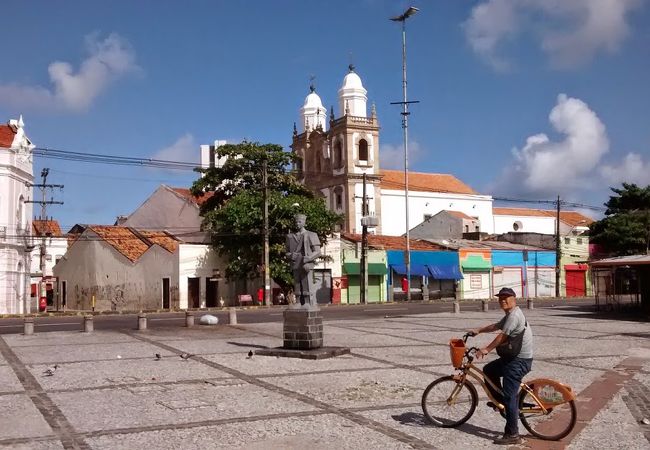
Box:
[179,353,193,360]
[246,350,253,359]
[154,353,162,361]
[44,364,59,376]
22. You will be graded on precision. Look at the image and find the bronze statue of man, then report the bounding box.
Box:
[285,214,321,308]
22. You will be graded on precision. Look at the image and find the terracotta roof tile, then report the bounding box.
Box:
[380,170,476,195]
[342,233,444,251]
[0,124,16,148]
[170,187,214,206]
[87,226,178,262]
[139,230,179,253]
[493,207,593,226]
[32,220,63,237]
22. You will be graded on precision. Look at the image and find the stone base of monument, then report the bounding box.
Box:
[255,307,350,360]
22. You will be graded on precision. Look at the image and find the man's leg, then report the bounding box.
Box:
[483,358,504,404]
[501,358,532,437]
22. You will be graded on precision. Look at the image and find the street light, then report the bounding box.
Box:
[390,6,419,301]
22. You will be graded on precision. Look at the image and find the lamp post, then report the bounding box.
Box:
[391,6,419,301]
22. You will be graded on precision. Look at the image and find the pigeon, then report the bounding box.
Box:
[154,353,162,361]
[246,350,253,359]
[179,353,193,360]
[44,364,59,376]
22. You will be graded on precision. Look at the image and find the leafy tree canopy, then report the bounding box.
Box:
[590,183,650,256]
[191,141,342,289]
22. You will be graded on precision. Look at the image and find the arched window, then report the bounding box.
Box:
[358,139,368,161]
[335,141,343,169]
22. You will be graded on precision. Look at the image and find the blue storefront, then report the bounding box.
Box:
[387,250,462,300]
[491,250,556,298]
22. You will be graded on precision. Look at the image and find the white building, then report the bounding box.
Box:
[493,207,592,235]
[0,117,35,314]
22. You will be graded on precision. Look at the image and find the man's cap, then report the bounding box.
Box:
[495,287,516,298]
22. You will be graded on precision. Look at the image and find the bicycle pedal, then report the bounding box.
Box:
[486,401,501,410]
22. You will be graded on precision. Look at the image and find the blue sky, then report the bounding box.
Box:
[1,0,649,231]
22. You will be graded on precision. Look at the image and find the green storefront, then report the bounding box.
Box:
[343,262,388,303]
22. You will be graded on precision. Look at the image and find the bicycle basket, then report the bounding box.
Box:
[449,338,466,368]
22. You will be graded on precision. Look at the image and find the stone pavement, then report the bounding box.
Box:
[0,305,649,449]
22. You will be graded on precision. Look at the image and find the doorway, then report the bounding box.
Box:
[162,278,170,309]
[206,277,218,307]
[188,277,200,308]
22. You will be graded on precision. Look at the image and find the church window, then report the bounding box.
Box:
[17,195,24,231]
[464,225,469,233]
[335,141,343,169]
[358,139,368,161]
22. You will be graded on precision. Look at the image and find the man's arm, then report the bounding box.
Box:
[469,322,499,335]
[478,333,508,358]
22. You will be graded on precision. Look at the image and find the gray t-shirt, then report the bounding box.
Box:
[496,306,533,359]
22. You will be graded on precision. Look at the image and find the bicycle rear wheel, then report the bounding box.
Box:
[422,375,478,427]
[519,387,577,440]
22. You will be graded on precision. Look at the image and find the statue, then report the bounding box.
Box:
[285,214,321,308]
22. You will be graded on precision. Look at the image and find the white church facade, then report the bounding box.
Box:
[0,117,35,314]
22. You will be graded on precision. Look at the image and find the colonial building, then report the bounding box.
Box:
[0,117,35,314]
[291,65,383,234]
[290,66,494,236]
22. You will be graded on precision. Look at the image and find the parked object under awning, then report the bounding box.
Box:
[343,262,388,275]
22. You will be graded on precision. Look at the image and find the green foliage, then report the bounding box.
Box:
[191,141,342,289]
[590,183,650,255]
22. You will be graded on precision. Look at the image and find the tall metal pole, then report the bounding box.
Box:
[263,159,271,306]
[391,7,419,302]
[400,16,412,302]
[361,173,368,304]
[555,195,562,298]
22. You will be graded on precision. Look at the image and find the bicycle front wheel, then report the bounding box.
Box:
[422,375,478,427]
[519,388,577,440]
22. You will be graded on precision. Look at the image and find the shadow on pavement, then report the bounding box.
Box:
[390,412,499,440]
[227,341,269,349]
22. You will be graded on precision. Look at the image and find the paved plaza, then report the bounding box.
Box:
[0,304,649,449]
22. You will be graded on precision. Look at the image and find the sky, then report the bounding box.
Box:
[1,0,649,231]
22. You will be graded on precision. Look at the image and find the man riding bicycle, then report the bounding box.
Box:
[468,287,534,445]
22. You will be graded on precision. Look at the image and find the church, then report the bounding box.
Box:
[290,65,495,237]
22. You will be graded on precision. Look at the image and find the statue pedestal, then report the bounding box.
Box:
[283,308,323,350]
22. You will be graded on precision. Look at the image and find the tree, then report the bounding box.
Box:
[191,141,342,290]
[590,183,650,256]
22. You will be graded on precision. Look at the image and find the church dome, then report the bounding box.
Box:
[341,70,364,90]
[338,65,367,117]
[303,88,324,109]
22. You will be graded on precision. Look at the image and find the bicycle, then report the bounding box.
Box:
[421,333,577,441]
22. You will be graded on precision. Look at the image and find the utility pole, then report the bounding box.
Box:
[25,168,63,313]
[25,168,64,277]
[361,174,368,304]
[262,159,271,307]
[555,195,561,298]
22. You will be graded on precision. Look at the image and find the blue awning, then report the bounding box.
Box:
[390,263,431,277]
[428,264,464,280]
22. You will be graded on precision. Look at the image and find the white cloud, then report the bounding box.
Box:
[600,153,650,186]
[380,140,424,170]
[463,0,643,70]
[151,134,198,164]
[0,33,140,111]
[492,94,609,197]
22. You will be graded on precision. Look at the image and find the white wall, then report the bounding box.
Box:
[493,215,556,235]
[176,244,222,309]
[380,190,494,236]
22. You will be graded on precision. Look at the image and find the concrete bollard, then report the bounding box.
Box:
[482,300,489,312]
[453,301,460,314]
[228,307,237,325]
[84,315,94,333]
[23,317,34,335]
[185,311,194,327]
[137,313,147,330]
[527,299,534,310]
